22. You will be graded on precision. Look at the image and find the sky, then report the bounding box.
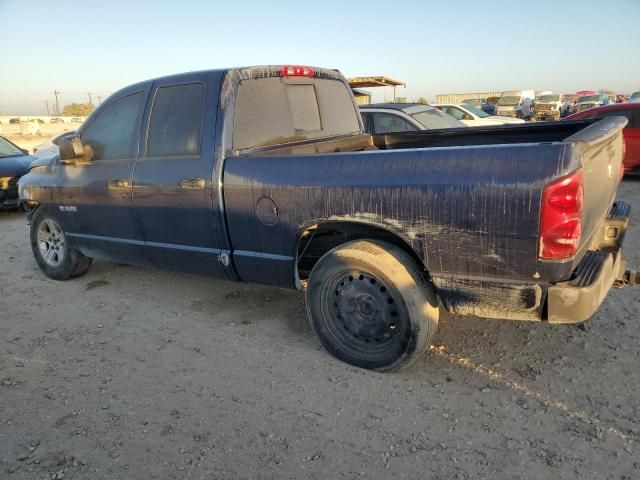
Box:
[1,0,639,114]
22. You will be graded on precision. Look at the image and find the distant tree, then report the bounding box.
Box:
[62,103,94,116]
[395,97,407,103]
[417,97,429,105]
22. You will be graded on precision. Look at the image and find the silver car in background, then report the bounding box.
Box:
[359,103,465,134]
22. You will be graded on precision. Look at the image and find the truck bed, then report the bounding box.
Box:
[225,117,626,321]
[245,119,602,155]
[372,119,598,149]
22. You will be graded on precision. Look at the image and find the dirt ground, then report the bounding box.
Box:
[1,179,639,480]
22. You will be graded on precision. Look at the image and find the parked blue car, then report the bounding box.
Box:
[0,136,32,209]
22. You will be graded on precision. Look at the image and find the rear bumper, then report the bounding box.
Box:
[547,250,625,323]
[623,160,640,174]
[546,202,631,323]
[0,187,19,208]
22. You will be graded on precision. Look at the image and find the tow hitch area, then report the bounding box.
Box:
[614,270,639,288]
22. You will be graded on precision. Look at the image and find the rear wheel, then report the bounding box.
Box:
[30,209,92,280]
[306,240,439,371]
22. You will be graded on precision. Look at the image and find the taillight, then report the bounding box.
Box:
[281,65,314,77]
[539,169,583,260]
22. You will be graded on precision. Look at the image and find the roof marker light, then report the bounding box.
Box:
[281,65,314,77]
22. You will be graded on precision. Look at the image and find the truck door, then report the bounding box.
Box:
[60,90,149,266]
[132,75,228,277]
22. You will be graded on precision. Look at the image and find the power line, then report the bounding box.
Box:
[87,92,93,104]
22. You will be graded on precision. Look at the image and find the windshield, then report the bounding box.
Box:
[411,108,465,129]
[462,104,489,118]
[0,136,25,158]
[463,98,481,107]
[539,95,560,102]
[498,96,520,106]
[577,95,601,103]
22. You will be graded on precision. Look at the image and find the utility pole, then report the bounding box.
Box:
[54,90,60,114]
[87,92,93,105]
[45,100,50,115]
[97,96,102,105]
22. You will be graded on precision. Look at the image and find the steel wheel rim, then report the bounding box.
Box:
[321,270,404,353]
[37,218,66,267]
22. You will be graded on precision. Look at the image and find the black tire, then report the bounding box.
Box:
[306,240,439,372]
[30,208,92,280]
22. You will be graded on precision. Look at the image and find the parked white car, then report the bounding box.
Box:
[433,103,525,126]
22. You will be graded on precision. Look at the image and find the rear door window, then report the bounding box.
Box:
[146,83,204,157]
[233,77,361,150]
[443,106,466,120]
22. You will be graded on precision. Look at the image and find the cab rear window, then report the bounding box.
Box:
[233,77,360,150]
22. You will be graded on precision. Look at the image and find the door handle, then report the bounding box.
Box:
[179,177,206,190]
[107,179,130,189]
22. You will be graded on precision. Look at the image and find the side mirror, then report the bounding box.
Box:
[58,136,93,164]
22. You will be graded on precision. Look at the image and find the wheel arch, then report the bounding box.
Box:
[295,220,429,285]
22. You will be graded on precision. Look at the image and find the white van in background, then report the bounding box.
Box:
[495,90,535,119]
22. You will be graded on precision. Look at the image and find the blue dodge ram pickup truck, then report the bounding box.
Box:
[19,65,636,371]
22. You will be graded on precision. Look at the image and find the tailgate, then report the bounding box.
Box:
[565,116,627,258]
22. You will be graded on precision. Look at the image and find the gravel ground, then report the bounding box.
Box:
[1,178,639,480]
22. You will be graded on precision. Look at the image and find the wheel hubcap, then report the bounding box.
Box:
[37,219,66,267]
[332,272,399,345]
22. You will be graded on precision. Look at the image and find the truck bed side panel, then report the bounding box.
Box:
[224,142,580,291]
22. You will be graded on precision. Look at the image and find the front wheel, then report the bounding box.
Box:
[30,209,92,280]
[306,240,439,371]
